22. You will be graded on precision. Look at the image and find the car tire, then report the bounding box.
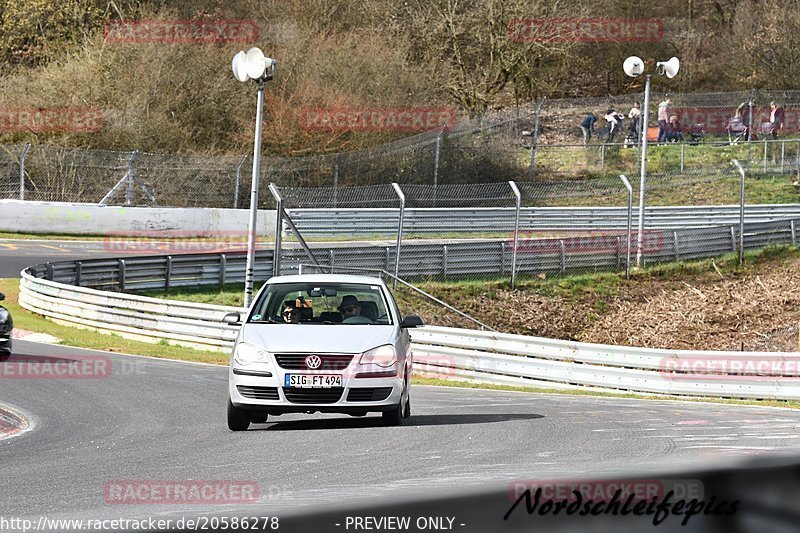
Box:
[0,353,9,362]
[227,398,250,431]
[402,395,411,419]
[250,412,269,424]
[382,402,403,426]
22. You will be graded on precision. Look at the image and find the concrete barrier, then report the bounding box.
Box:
[0,200,277,238]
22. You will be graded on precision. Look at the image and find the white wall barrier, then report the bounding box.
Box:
[0,200,276,238]
[19,269,800,401]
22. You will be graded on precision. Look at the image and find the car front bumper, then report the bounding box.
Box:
[228,361,405,414]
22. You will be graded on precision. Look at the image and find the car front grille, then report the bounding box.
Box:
[282,387,344,404]
[346,387,393,402]
[237,386,280,400]
[274,353,354,371]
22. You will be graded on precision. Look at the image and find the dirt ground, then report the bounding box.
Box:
[402,248,800,352]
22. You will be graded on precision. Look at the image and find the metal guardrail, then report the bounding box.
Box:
[287,204,800,237]
[18,270,800,400]
[23,218,799,292]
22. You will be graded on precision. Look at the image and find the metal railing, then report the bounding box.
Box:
[18,269,800,400]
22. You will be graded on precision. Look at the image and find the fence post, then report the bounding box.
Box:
[680,143,685,173]
[233,155,247,208]
[746,90,754,174]
[781,141,785,173]
[391,183,405,289]
[268,183,283,278]
[763,141,768,174]
[433,127,443,207]
[528,97,546,176]
[600,144,605,169]
[619,175,633,280]
[508,180,521,288]
[732,159,746,265]
[19,143,31,200]
[219,254,227,288]
[333,158,339,208]
[125,150,139,206]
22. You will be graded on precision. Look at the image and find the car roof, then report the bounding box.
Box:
[265,274,388,287]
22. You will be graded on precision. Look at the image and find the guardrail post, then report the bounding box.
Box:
[442,245,448,278]
[673,231,680,261]
[118,259,126,292]
[559,240,566,274]
[219,254,227,288]
[508,180,521,288]
[763,141,768,174]
[600,144,605,169]
[391,183,405,289]
[615,236,621,268]
[730,226,737,253]
[165,256,172,291]
[792,220,797,246]
[329,249,335,271]
[19,143,31,200]
[732,159,746,265]
[75,261,82,286]
[233,155,247,208]
[45,262,53,281]
[384,247,391,271]
[680,143,685,173]
[500,242,506,275]
[619,175,633,280]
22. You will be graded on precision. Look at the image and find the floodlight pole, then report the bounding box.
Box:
[636,75,651,267]
[244,80,265,308]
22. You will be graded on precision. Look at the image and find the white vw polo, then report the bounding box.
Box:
[225,274,423,430]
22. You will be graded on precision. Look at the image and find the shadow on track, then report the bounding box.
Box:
[251,413,544,431]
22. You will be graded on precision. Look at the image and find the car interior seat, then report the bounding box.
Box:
[359,301,379,321]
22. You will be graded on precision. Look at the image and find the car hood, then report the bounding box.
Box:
[239,324,396,354]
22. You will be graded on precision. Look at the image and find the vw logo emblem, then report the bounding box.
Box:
[305,355,322,370]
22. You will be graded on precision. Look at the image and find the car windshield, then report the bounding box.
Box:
[248,282,392,325]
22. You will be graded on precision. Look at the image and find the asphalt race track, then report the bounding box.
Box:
[3,339,800,528]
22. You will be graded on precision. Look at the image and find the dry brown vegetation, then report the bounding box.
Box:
[396,247,800,352]
[1,0,799,155]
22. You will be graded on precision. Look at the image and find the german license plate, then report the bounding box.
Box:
[284,374,342,388]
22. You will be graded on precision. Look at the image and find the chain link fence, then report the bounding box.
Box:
[2,90,799,207]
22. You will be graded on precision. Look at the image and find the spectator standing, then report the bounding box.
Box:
[604,108,624,143]
[657,98,671,143]
[627,102,641,146]
[769,101,785,140]
[579,111,597,145]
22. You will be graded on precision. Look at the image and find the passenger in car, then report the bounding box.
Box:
[338,295,362,321]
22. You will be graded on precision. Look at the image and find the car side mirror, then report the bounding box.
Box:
[400,315,424,328]
[223,312,241,325]
[0,293,4,301]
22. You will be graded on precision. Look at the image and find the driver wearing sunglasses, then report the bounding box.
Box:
[281,302,300,324]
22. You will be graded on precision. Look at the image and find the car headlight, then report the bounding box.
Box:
[0,309,8,323]
[359,345,396,368]
[234,343,270,366]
